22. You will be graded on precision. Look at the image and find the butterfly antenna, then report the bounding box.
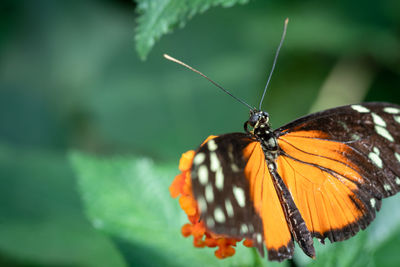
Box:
[259,18,289,110]
[163,54,254,110]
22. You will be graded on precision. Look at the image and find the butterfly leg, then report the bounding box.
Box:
[268,162,316,258]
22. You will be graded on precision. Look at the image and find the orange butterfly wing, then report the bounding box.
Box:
[243,141,294,260]
[275,103,400,242]
[277,130,371,241]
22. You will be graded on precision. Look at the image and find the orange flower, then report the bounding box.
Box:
[169,136,255,259]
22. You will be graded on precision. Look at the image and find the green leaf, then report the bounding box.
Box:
[70,151,283,266]
[135,0,249,60]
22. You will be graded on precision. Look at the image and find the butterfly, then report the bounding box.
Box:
[189,102,400,261]
[165,19,400,261]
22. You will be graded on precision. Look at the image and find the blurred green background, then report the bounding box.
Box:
[1,0,400,266]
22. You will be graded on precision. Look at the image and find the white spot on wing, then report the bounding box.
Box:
[233,186,246,207]
[394,116,400,124]
[352,133,361,141]
[198,165,208,185]
[214,207,226,223]
[370,198,376,208]
[206,217,215,228]
[371,113,386,127]
[205,184,214,202]
[368,147,383,168]
[215,168,224,191]
[193,153,206,165]
[248,225,254,232]
[225,199,234,218]
[375,125,394,142]
[210,152,220,171]
[207,139,218,151]
[384,184,391,191]
[241,224,248,234]
[231,163,239,172]
[384,107,400,114]
[256,233,263,244]
[351,105,370,113]
[197,196,207,212]
[395,152,400,163]
[396,177,400,185]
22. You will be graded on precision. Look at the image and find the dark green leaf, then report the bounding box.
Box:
[135,0,249,59]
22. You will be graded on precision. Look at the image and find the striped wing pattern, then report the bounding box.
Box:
[190,134,265,255]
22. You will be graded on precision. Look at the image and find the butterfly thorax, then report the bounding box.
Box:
[245,110,278,161]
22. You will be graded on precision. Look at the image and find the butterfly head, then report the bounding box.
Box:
[245,110,270,133]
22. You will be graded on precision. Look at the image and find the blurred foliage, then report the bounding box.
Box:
[0,0,400,266]
[0,144,126,267]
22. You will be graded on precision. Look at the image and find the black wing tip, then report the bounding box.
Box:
[267,240,295,262]
[311,207,377,244]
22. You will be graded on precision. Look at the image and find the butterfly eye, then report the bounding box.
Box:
[248,114,260,127]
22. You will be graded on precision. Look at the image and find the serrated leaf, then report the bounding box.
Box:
[70,152,278,266]
[135,0,249,60]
